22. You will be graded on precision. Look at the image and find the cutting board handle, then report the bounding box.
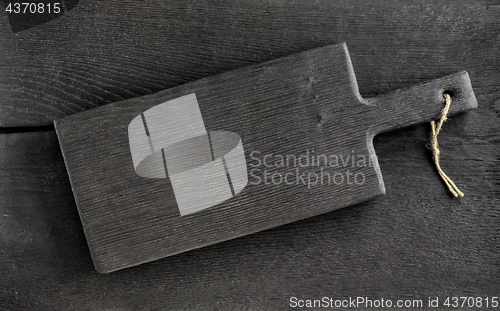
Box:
[367,71,477,136]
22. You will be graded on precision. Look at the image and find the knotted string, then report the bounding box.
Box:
[430,93,464,197]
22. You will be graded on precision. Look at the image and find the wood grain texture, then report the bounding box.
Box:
[54,43,477,273]
[0,0,498,126]
[0,0,499,310]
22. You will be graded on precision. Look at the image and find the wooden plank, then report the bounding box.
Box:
[55,43,476,272]
[0,1,498,309]
[0,1,498,126]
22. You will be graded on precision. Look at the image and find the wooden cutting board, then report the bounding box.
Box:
[55,43,477,273]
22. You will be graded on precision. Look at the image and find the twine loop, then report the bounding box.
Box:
[430,93,464,197]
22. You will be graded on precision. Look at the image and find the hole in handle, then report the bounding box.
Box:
[442,90,457,100]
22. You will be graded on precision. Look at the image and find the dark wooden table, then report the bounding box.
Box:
[1,1,499,310]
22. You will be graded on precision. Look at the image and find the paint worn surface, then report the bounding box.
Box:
[55,44,476,273]
[1,2,498,309]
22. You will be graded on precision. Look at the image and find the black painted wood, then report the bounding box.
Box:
[0,0,498,127]
[0,1,499,309]
[54,43,477,273]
